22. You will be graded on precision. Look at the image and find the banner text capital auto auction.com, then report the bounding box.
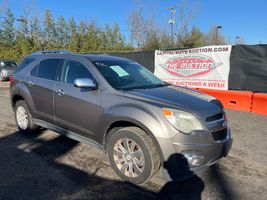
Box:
[154,45,232,90]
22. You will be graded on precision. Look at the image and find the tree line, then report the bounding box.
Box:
[0,9,133,61]
[0,3,227,62]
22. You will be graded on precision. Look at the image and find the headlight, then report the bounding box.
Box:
[162,108,204,133]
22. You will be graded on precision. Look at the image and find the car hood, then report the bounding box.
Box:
[124,85,222,118]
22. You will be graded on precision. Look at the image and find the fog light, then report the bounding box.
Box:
[181,150,204,167]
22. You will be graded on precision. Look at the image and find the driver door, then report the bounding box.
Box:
[54,59,100,140]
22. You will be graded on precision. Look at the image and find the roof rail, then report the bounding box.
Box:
[80,52,109,55]
[31,50,72,55]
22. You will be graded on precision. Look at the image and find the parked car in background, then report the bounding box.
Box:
[10,50,232,184]
[0,60,18,81]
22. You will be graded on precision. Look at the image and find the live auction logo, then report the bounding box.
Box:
[160,55,223,77]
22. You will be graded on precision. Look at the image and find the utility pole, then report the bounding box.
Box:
[235,36,240,45]
[215,25,222,45]
[167,6,177,47]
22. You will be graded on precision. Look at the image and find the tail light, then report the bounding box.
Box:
[10,75,14,87]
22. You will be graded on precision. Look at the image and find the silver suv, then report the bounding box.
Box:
[10,50,232,184]
[0,59,18,81]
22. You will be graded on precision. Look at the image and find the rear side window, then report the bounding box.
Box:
[16,57,35,72]
[31,59,63,81]
[62,60,94,84]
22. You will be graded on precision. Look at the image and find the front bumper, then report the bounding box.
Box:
[157,128,233,181]
[188,137,233,172]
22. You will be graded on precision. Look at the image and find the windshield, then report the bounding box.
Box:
[92,59,167,90]
[0,61,17,68]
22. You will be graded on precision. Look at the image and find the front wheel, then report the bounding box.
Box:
[107,126,160,184]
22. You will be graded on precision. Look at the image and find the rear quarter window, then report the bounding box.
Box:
[16,57,35,73]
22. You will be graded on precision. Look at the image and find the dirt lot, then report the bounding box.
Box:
[0,82,266,200]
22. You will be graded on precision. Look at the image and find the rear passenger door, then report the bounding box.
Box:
[54,59,100,140]
[25,58,63,123]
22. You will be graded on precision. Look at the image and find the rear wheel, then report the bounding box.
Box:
[15,100,37,134]
[107,126,160,184]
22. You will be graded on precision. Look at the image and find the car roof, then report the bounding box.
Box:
[83,54,131,62]
[28,52,132,63]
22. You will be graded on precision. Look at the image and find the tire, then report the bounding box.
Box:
[107,126,160,184]
[15,100,37,134]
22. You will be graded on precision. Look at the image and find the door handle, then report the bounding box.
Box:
[27,80,34,86]
[56,89,65,96]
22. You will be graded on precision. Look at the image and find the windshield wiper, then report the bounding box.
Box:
[121,85,150,90]
[150,83,170,88]
[122,83,169,90]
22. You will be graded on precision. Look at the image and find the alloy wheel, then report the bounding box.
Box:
[16,106,29,130]
[113,138,145,178]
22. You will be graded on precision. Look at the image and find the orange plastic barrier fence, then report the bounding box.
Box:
[251,93,267,115]
[196,88,253,112]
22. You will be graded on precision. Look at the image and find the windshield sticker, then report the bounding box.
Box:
[94,62,108,67]
[110,65,129,77]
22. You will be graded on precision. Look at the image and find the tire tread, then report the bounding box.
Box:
[107,126,160,184]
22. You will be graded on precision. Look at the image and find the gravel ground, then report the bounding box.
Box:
[0,85,266,200]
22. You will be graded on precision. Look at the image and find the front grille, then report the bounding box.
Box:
[206,112,224,122]
[211,128,227,141]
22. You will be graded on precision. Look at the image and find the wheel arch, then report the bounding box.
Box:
[104,119,164,164]
[11,83,35,114]
[12,94,25,109]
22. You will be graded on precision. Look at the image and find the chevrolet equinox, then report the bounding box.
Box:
[10,50,232,184]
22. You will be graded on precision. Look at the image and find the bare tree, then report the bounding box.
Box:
[128,0,160,50]
[203,25,227,45]
[175,0,200,47]
[128,6,145,48]
[237,36,245,45]
[17,7,32,38]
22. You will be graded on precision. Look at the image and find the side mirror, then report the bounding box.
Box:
[74,78,97,90]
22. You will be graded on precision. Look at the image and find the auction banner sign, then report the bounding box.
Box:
[154,45,232,90]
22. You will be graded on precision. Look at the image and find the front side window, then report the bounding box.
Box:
[31,59,63,81]
[62,60,94,84]
[92,59,166,90]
